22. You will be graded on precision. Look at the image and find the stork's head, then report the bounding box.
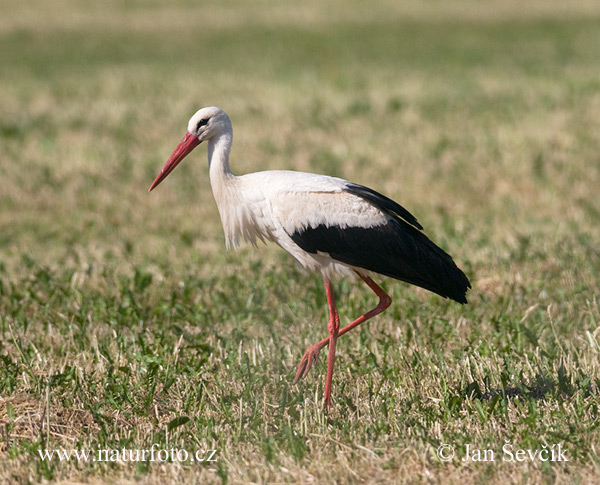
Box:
[149,107,231,192]
[187,106,231,142]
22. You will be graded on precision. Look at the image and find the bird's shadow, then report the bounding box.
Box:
[462,370,596,402]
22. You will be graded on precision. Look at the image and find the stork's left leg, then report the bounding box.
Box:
[294,272,392,405]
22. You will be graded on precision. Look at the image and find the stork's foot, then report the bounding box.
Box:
[293,344,322,383]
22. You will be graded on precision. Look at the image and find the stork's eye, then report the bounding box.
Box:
[196,118,209,131]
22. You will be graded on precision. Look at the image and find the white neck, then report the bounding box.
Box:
[207,130,248,248]
[207,130,237,204]
[208,131,234,180]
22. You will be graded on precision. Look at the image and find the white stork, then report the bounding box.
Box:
[149,106,470,407]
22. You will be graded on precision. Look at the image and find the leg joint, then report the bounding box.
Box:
[378,291,392,310]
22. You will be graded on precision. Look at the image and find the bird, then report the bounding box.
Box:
[149,106,471,408]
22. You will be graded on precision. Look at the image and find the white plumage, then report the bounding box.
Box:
[224,170,388,278]
[149,106,470,407]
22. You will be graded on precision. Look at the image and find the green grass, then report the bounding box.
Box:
[1,0,600,482]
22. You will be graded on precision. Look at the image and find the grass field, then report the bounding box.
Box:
[2,0,600,483]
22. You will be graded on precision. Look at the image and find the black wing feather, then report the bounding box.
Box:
[289,184,470,303]
[344,183,423,230]
[290,220,470,303]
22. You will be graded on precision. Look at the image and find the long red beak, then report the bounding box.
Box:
[148,132,201,192]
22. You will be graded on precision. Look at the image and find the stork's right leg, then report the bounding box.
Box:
[322,278,340,407]
[293,272,392,388]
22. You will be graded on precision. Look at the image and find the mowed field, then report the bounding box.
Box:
[1,0,600,483]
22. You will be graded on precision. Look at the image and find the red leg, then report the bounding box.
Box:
[293,272,392,399]
[323,278,340,407]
